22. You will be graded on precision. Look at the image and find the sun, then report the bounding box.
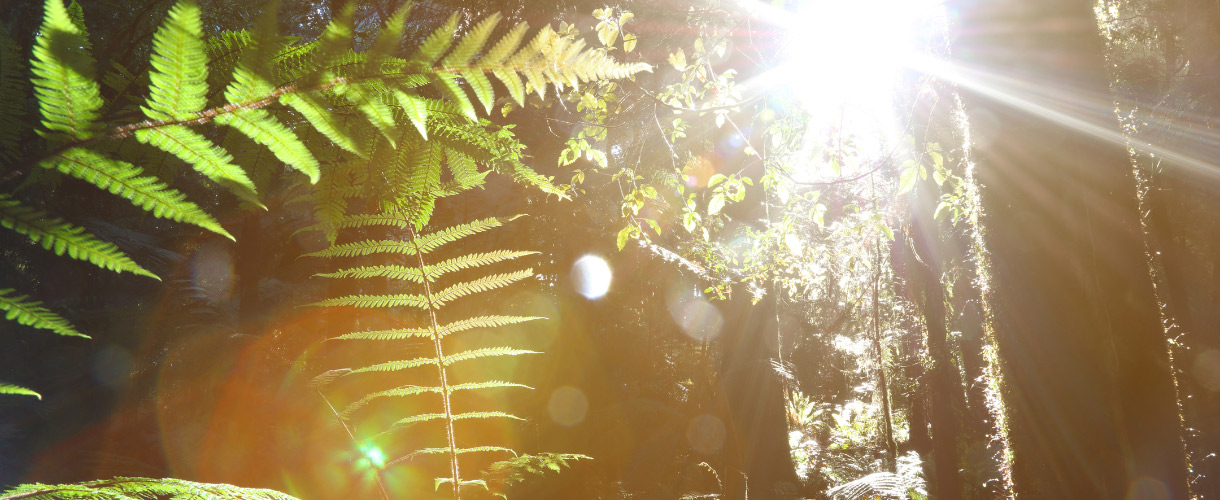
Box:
[774,0,942,113]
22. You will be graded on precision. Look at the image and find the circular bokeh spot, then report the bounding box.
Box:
[1126,477,1168,500]
[92,344,132,390]
[1193,349,1220,392]
[669,297,724,342]
[572,255,612,299]
[686,414,726,454]
[548,386,589,427]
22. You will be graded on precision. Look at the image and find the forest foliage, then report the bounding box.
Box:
[0,0,1214,499]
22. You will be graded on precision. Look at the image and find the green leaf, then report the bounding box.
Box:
[133,125,257,198]
[143,0,207,120]
[616,226,630,250]
[707,193,725,215]
[0,193,158,279]
[42,148,233,239]
[0,288,86,338]
[0,383,41,399]
[898,167,918,195]
[31,0,102,139]
[646,218,662,235]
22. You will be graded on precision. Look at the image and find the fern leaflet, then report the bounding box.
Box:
[0,194,157,279]
[0,288,86,338]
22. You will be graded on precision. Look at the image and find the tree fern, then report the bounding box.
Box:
[7,0,647,408]
[0,477,301,500]
[309,205,569,498]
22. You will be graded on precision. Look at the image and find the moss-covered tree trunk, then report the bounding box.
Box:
[949,0,1190,497]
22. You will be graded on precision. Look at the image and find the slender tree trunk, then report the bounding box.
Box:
[948,0,1191,497]
[872,246,897,472]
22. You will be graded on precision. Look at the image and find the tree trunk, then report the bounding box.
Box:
[910,182,964,500]
[718,290,799,500]
[948,0,1191,497]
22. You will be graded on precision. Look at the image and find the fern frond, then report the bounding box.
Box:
[0,31,27,164]
[429,269,533,307]
[303,239,418,259]
[413,13,460,66]
[143,0,207,121]
[350,356,434,375]
[342,381,528,418]
[443,13,500,69]
[0,383,41,399]
[308,292,428,309]
[313,271,529,310]
[388,139,442,228]
[305,215,522,258]
[397,446,515,464]
[0,194,157,279]
[350,347,535,375]
[413,215,523,253]
[331,315,542,341]
[385,411,523,431]
[441,347,537,367]
[342,384,435,418]
[437,315,544,337]
[316,250,538,283]
[0,288,86,338]
[462,69,496,114]
[41,148,233,240]
[447,380,531,394]
[481,22,528,68]
[331,326,431,341]
[1,477,300,499]
[367,2,413,61]
[432,72,477,122]
[335,81,398,146]
[215,68,320,183]
[482,453,592,488]
[31,0,102,140]
[280,92,364,156]
[394,90,429,139]
[133,125,257,197]
[312,3,354,73]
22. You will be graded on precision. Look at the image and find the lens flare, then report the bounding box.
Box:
[548,386,589,427]
[572,255,612,299]
[360,445,386,469]
[686,414,726,454]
